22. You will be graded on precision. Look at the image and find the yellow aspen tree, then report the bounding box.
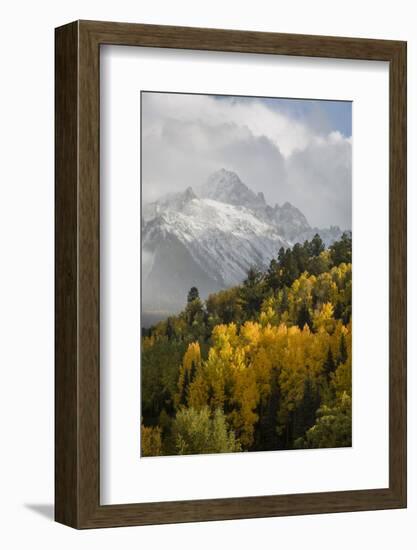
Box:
[313,302,335,334]
[176,341,201,407]
[141,425,162,457]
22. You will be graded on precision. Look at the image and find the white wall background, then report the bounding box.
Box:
[0,0,414,547]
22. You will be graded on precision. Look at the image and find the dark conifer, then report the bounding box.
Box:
[297,302,312,330]
[187,286,200,303]
[293,374,319,442]
[323,346,336,380]
[339,333,348,364]
[311,233,325,257]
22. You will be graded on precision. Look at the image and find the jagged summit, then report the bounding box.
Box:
[198,168,266,209]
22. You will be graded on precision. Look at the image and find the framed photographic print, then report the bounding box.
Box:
[55,20,407,528]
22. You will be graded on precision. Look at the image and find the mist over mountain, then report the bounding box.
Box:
[142,169,345,324]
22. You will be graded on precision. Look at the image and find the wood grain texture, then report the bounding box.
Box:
[388,41,407,504]
[55,21,79,527]
[55,20,407,529]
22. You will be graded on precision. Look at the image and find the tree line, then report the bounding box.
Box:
[141,232,352,456]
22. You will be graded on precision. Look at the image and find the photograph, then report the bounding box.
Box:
[140,91,352,457]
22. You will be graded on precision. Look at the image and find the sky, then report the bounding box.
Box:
[141,92,352,229]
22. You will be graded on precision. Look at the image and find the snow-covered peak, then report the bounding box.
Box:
[273,201,310,234]
[199,168,266,209]
[158,186,197,210]
[142,186,197,222]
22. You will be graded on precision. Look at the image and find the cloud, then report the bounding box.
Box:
[141,92,352,229]
[286,133,352,229]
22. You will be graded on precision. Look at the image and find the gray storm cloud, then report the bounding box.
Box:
[141,92,352,229]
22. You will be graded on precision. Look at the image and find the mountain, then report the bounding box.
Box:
[198,169,266,209]
[142,169,344,322]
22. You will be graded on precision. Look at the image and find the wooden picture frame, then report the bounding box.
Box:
[55,20,407,528]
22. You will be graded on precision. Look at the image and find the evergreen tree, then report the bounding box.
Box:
[292,242,309,273]
[292,375,320,442]
[330,232,352,266]
[334,300,344,320]
[189,359,197,384]
[245,265,262,286]
[180,368,190,405]
[339,333,348,364]
[308,252,329,276]
[185,287,204,327]
[254,370,280,451]
[310,233,325,257]
[323,346,336,380]
[266,258,282,291]
[278,286,289,314]
[277,246,286,263]
[165,316,174,339]
[343,305,352,325]
[295,393,352,449]
[297,302,312,330]
[187,286,200,303]
[241,266,265,318]
[281,250,299,286]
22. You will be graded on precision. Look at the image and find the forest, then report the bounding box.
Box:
[141,232,352,456]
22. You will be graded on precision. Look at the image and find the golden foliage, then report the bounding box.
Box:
[141,425,162,457]
[183,314,351,449]
[141,252,352,455]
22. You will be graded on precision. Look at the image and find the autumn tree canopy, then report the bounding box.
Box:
[141,233,352,456]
